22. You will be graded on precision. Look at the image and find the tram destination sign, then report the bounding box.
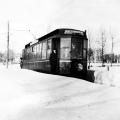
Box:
[64,29,84,36]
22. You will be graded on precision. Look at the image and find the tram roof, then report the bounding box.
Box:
[38,28,87,42]
[25,28,87,48]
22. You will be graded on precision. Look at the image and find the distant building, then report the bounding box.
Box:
[104,53,119,63]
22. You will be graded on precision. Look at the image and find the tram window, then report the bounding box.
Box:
[83,49,87,59]
[33,45,36,58]
[42,40,47,59]
[32,46,35,53]
[28,48,30,59]
[39,43,42,58]
[26,49,28,59]
[29,47,32,59]
[47,39,51,59]
[84,40,88,49]
[36,44,39,58]
[32,46,34,52]
[71,38,82,59]
[36,44,39,53]
[60,38,71,59]
[26,48,29,59]
[30,48,32,59]
[35,45,37,54]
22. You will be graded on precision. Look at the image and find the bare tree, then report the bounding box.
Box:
[101,30,106,66]
[109,27,115,66]
[95,28,106,66]
[3,49,15,63]
[88,48,94,62]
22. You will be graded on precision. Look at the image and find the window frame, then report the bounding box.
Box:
[46,39,52,59]
[71,37,83,59]
[60,37,71,59]
[41,40,47,59]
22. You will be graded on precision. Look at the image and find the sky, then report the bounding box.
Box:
[0,0,120,54]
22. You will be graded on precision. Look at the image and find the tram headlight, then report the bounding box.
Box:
[77,63,83,71]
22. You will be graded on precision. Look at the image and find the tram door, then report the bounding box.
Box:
[71,37,83,76]
[50,38,60,73]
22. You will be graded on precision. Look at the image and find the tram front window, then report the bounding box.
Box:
[71,37,82,59]
[60,38,71,59]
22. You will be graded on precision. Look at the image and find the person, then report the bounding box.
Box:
[50,50,58,73]
[20,57,23,68]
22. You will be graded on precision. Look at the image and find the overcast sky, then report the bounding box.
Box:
[0,0,120,53]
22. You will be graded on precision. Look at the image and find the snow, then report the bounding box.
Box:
[0,64,120,120]
[95,66,120,87]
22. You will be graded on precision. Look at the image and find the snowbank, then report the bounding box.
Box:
[95,66,120,87]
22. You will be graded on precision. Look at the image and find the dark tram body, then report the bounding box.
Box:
[21,28,88,78]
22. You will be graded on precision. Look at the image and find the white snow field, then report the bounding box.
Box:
[95,66,120,87]
[0,64,120,120]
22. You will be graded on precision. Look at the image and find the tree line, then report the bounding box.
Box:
[0,49,20,64]
[87,27,119,67]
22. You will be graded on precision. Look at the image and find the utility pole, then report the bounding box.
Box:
[101,31,104,67]
[111,36,114,66]
[7,21,9,68]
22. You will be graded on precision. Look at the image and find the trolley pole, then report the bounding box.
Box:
[6,21,9,68]
[101,32,103,66]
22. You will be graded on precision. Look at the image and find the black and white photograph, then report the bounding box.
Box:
[0,0,120,119]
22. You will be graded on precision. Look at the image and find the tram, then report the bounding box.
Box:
[21,28,88,78]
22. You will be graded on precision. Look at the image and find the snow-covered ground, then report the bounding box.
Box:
[94,65,120,87]
[1,64,120,120]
